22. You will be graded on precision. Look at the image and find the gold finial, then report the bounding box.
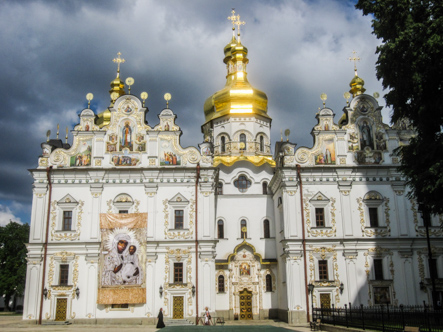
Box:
[125,77,134,94]
[284,129,290,142]
[241,226,247,240]
[46,130,51,142]
[234,14,245,42]
[141,92,148,107]
[228,9,237,38]
[86,93,93,108]
[113,52,125,78]
[320,93,327,107]
[280,129,283,142]
[111,92,119,103]
[348,50,360,76]
[65,127,68,143]
[343,92,351,106]
[56,124,60,139]
[164,93,172,108]
[373,92,380,100]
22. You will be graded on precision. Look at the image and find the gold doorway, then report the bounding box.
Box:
[239,289,252,320]
[320,293,331,309]
[55,298,67,321]
[173,296,184,319]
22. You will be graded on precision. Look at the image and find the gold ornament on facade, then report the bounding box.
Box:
[50,200,84,241]
[410,200,443,236]
[357,197,391,237]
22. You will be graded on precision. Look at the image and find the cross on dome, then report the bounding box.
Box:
[228,9,237,38]
[234,14,246,42]
[112,52,125,78]
[348,50,360,76]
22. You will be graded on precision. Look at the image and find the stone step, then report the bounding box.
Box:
[165,319,194,326]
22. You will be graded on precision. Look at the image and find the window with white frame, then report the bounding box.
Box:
[363,191,384,227]
[113,193,134,213]
[168,193,189,230]
[57,195,78,231]
[310,193,330,228]
[234,175,251,193]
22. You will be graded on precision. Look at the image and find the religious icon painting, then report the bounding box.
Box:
[123,104,133,114]
[120,121,133,151]
[240,262,250,276]
[315,140,335,165]
[111,152,141,167]
[373,286,391,305]
[70,140,92,166]
[97,213,147,305]
[159,139,181,166]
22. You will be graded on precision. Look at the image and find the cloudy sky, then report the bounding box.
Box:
[0,0,389,226]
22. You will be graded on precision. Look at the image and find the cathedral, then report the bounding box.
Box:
[23,11,443,325]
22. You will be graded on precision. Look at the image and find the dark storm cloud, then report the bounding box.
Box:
[0,0,388,224]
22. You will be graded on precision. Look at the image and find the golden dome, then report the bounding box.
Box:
[204,38,270,124]
[95,109,111,128]
[349,72,366,97]
[109,76,125,100]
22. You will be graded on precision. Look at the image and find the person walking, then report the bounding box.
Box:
[204,307,211,325]
[156,308,165,328]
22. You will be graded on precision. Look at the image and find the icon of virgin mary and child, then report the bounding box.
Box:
[102,229,142,286]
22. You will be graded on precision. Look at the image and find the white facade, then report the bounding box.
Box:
[23,31,443,325]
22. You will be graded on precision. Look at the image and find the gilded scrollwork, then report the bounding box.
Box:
[410,200,443,236]
[163,199,195,239]
[364,247,397,306]
[305,197,336,237]
[50,201,84,241]
[308,246,341,303]
[357,197,390,237]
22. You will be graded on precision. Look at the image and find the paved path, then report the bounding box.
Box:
[0,315,314,332]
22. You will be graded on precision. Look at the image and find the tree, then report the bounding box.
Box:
[0,221,29,312]
[355,0,443,215]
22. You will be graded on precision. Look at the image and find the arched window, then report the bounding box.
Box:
[234,175,251,193]
[263,219,270,238]
[262,182,268,195]
[266,274,272,292]
[216,182,223,195]
[217,220,224,239]
[218,275,225,293]
[260,135,264,152]
[240,219,247,238]
[221,136,226,153]
[240,133,246,150]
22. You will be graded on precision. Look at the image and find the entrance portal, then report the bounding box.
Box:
[173,296,184,319]
[55,298,67,321]
[239,289,252,320]
[320,293,331,309]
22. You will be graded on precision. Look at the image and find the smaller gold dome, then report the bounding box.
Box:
[349,73,366,97]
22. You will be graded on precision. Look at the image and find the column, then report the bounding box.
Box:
[144,184,158,239]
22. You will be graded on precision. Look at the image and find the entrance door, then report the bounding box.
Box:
[55,298,67,321]
[239,289,252,320]
[320,293,331,309]
[173,296,184,319]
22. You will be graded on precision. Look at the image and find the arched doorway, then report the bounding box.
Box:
[239,289,253,320]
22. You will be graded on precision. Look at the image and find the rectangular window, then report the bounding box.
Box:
[175,210,184,229]
[369,208,379,227]
[374,259,384,280]
[119,210,128,214]
[430,259,438,279]
[59,264,69,285]
[63,211,72,231]
[174,263,183,283]
[111,304,129,309]
[318,260,328,280]
[315,208,325,227]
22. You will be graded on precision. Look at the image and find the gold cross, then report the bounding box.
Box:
[228,9,237,32]
[348,50,360,73]
[234,14,245,40]
[112,52,125,77]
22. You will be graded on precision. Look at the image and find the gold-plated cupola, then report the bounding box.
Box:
[203,13,270,124]
[348,51,366,97]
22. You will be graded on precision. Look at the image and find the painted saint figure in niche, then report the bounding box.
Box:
[359,120,374,150]
[164,122,170,131]
[240,262,250,276]
[120,121,133,151]
[124,105,132,113]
